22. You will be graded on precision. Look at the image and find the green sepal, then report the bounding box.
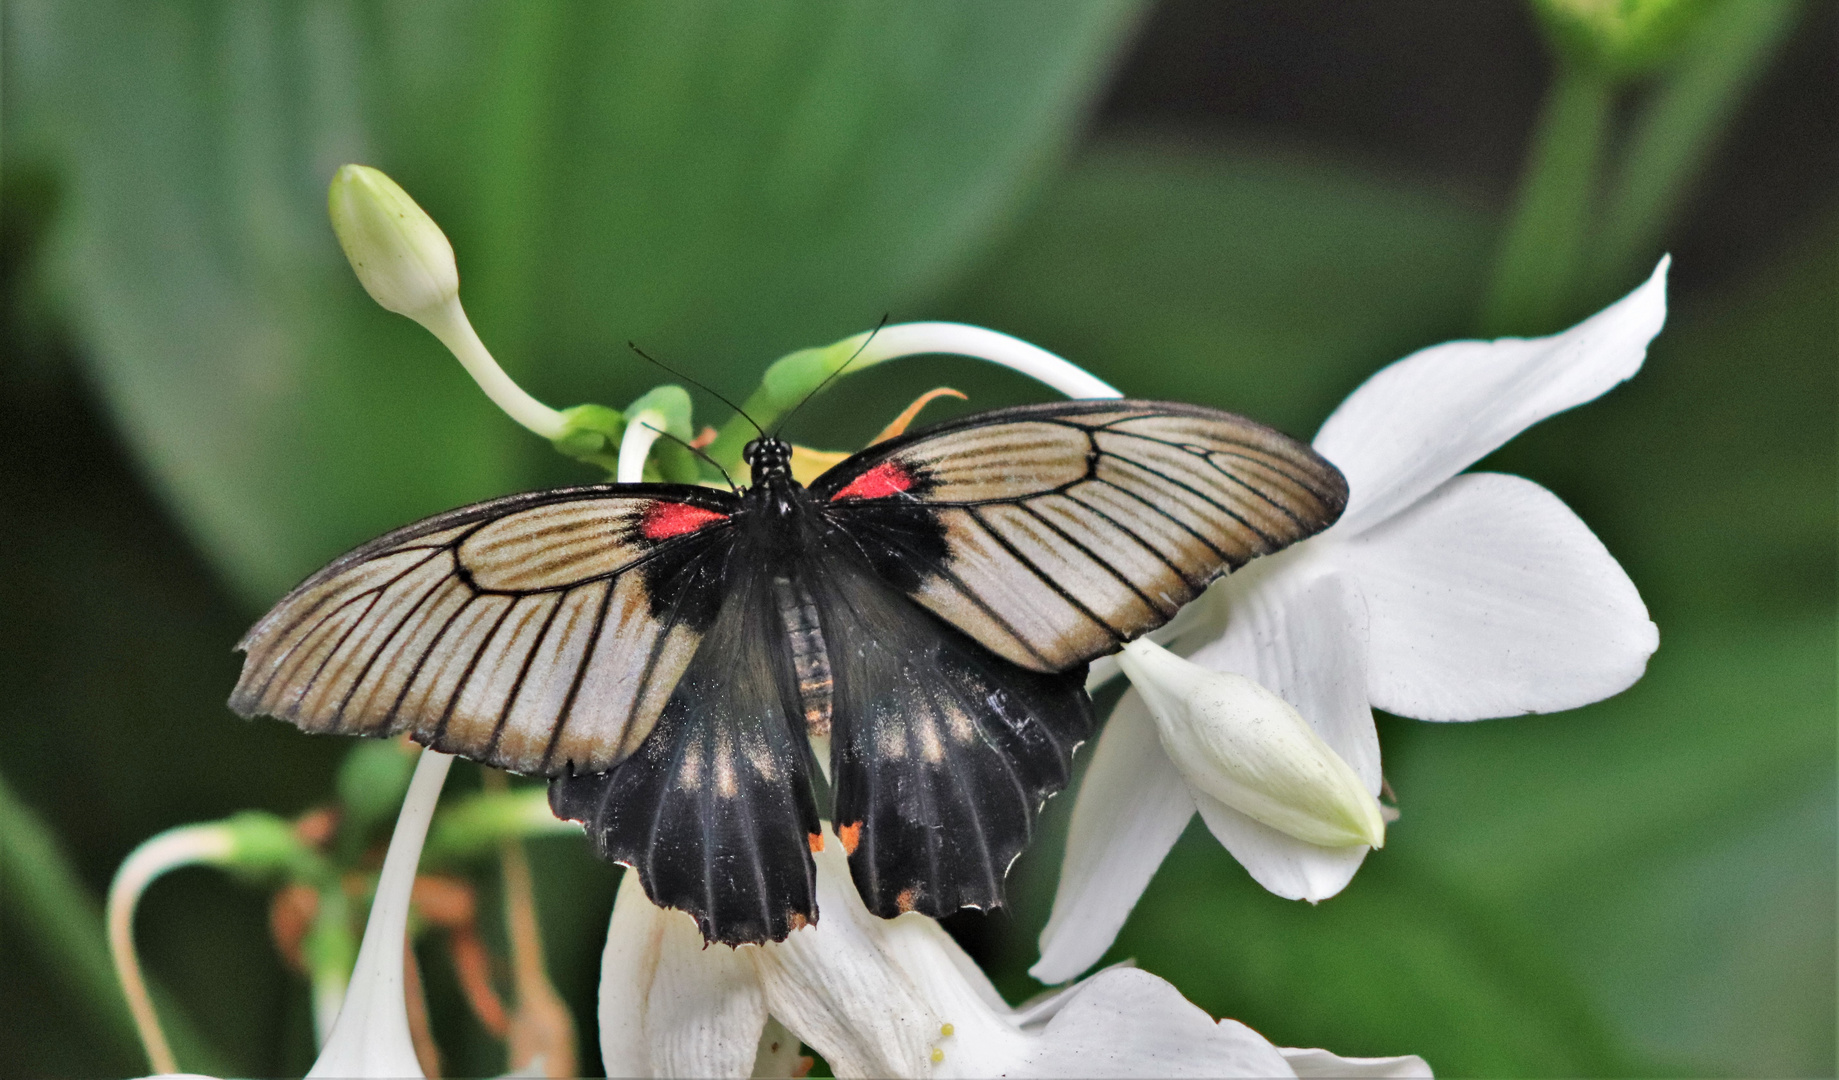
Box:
[219,811,332,886]
[550,402,627,474]
[423,787,583,864]
[706,336,867,470]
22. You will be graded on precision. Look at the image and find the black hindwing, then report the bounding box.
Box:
[806,541,1093,920]
[550,558,823,944]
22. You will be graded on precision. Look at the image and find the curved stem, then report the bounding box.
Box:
[420,298,569,440]
[842,322,1122,399]
[105,824,237,1074]
[617,409,668,483]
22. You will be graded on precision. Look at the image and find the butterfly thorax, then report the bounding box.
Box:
[737,436,816,557]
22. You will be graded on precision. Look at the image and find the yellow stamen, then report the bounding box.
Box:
[869,387,967,444]
[787,388,969,485]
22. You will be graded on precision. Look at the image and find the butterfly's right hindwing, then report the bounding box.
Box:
[808,545,1094,922]
[229,485,737,776]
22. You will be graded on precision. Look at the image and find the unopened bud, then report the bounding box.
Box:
[326,164,568,440]
[1118,640,1384,849]
[328,164,458,320]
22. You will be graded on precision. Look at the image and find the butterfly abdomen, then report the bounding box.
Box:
[773,575,834,737]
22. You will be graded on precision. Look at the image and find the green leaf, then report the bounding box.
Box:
[9,0,1142,603]
[943,138,1496,438]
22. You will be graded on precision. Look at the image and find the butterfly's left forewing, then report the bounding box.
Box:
[231,485,737,776]
[812,400,1348,673]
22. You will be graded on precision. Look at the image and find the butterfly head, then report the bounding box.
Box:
[741,436,794,486]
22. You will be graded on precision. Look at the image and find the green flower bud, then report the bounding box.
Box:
[327,164,458,320]
[1533,0,1712,74]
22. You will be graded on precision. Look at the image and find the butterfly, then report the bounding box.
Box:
[231,399,1346,944]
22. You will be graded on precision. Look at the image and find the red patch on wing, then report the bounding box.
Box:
[639,501,728,541]
[830,461,914,502]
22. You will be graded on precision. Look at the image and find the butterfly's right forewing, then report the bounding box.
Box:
[230,485,737,776]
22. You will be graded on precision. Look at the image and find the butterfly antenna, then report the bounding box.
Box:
[773,314,889,438]
[639,422,740,492]
[627,341,763,437]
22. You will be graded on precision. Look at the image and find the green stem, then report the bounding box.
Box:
[1585,0,1800,298]
[1479,62,1616,336]
[0,770,228,1074]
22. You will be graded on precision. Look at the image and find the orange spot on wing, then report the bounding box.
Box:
[807,832,824,853]
[640,501,728,540]
[837,821,862,855]
[895,887,919,914]
[830,462,913,502]
[788,911,810,931]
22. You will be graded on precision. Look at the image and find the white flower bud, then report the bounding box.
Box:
[1118,639,1385,849]
[328,164,458,321]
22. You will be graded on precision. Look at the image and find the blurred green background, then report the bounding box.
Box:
[2,1,1832,1076]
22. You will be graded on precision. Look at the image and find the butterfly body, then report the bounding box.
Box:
[232,400,1348,944]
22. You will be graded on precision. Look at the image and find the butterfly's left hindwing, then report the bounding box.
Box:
[230,485,737,776]
[550,559,823,945]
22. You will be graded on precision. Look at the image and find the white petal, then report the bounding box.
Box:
[750,831,942,1077]
[1032,691,1195,984]
[648,921,768,1078]
[1008,968,1296,1078]
[750,1018,804,1078]
[1122,641,1384,849]
[597,873,663,1077]
[308,750,452,1079]
[1192,793,1371,903]
[1281,1047,1434,1078]
[1186,569,1379,900]
[1338,472,1657,720]
[598,871,769,1079]
[1315,258,1668,535]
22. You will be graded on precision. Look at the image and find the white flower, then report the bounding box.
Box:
[598,825,1428,1079]
[1033,260,1669,984]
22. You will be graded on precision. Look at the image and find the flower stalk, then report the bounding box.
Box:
[308,749,453,1079]
[704,322,1122,471]
[107,824,236,1074]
